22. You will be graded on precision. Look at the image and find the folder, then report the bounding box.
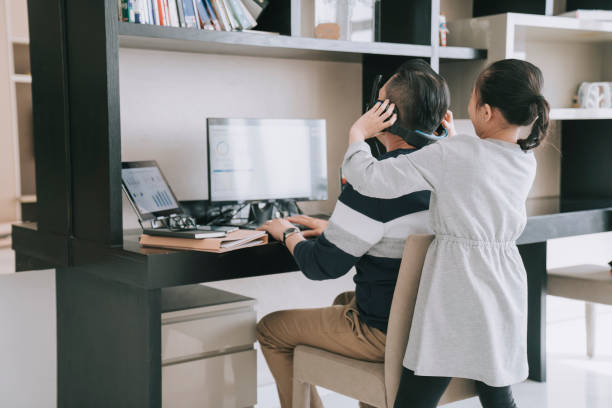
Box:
[139,229,268,253]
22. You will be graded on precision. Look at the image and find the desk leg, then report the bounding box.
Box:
[56,267,161,407]
[519,242,547,382]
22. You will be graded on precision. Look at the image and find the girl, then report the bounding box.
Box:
[342,59,550,408]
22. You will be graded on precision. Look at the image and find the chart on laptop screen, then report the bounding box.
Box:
[208,119,327,203]
[122,166,179,214]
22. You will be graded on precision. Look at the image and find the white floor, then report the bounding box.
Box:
[1,245,611,408]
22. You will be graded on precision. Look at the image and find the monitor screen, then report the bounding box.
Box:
[207,118,328,203]
[121,161,181,220]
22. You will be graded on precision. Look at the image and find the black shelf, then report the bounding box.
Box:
[118,22,487,63]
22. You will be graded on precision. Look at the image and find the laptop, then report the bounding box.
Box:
[121,160,226,239]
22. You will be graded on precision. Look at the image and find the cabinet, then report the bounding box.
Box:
[161,284,257,408]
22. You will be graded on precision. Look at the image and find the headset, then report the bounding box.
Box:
[368,74,448,149]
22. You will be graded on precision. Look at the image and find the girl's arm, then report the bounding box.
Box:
[342,141,443,199]
[341,100,445,199]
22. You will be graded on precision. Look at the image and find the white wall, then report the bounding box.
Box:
[0,269,56,408]
[119,48,361,215]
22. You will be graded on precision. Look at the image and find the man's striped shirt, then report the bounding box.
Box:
[293,148,432,332]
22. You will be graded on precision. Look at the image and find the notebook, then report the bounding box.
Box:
[139,229,268,253]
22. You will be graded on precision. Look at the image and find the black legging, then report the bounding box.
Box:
[393,368,518,408]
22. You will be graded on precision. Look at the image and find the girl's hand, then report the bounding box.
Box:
[441,110,456,137]
[349,99,397,144]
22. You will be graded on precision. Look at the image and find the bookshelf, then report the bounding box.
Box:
[442,10,612,215]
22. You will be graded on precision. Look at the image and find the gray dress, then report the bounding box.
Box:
[342,135,536,386]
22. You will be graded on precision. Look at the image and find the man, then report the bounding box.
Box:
[257,59,452,408]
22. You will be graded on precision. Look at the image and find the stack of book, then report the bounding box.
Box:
[119,0,269,31]
[139,229,268,253]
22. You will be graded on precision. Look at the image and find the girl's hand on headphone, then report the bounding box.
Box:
[441,110,456,137]
[349,99,397,145]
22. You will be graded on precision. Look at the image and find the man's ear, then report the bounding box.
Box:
[482,104,493,122]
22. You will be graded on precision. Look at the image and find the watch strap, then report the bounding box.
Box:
[282,227,300,245]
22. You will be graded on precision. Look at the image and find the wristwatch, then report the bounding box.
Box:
[282,227,300,245]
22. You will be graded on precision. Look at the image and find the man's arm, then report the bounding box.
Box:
[260,185,385,280]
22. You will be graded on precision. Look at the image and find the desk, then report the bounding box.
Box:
[11,206,612,407]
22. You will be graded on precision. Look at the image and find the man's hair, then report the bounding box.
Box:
[385,59,450,133]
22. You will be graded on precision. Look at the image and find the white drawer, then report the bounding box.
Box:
[162,349,257,408]
[162,308,256,364]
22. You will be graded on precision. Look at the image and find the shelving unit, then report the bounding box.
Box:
[443,9,612,216]
[2,0,33,226]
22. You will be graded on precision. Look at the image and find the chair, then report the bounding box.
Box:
[292,235,476,408]
[547,264,612,358]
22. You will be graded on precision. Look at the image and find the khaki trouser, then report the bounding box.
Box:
[256,291,387,408]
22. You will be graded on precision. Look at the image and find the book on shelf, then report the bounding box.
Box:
[163,0,172,26]
[119,0,267,31]
[242,0,263,20]
[195,0,215,30]
[227,0,257,29]
[211,0,231,31]
[181,0,199,28]
[168,0,181,27]
[139,229,268,253]
[222,0,240,30]
[204,0,222,31]
[176,0,186,26]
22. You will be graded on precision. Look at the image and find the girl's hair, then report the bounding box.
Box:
[475,59,550,151]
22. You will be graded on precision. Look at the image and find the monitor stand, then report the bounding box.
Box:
[208,200,302,228]
[247,200,302,226]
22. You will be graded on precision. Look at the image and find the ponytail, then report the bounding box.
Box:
[475,59,550,151]
[518,95,550,151]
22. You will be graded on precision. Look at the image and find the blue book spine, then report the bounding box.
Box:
[149,0,157,24]
[195,0,213,30]
[181,0,198,28]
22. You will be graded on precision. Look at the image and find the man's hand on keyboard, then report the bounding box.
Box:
[286,215,329,238]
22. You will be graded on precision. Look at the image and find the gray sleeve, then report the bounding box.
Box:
[341,141,444,199]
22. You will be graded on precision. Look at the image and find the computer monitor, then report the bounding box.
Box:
[207,118,328,203]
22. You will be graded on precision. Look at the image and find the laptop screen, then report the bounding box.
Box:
[121,161,181,220]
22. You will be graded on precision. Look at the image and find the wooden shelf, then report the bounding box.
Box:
[18,195,36,204]
[510,13,612,43]
[550,108,612,120]
[10,36,29,45]
[11,74,31,83]
[118,22,486,62]
[439,46,487,60]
